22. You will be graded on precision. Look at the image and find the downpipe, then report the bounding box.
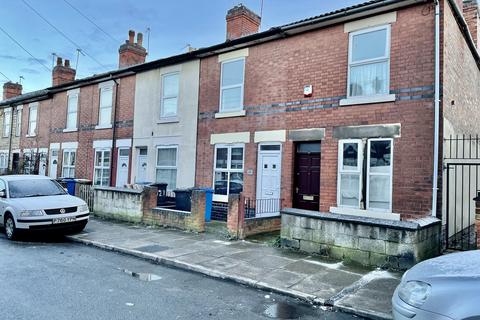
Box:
[432,0,441,217]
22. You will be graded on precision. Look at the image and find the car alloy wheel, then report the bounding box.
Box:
[5,216,16,240]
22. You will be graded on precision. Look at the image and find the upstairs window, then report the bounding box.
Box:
[98,87,113,127]
[15,108,22,137]
[66,93,78,130]
[348,25,390,97]
[3,108,11,137]
[161,73,179,118]
[220,58,245,112]
[28,104,37,136]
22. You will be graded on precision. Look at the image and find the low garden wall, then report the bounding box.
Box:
[281,208,442,270]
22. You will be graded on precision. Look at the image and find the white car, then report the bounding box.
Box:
[0,175,90,240]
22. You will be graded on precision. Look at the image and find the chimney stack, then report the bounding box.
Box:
[118,30,147,68]
[226,4,261,41]
[463,0,479,47]
[52,57,76,86]
[2,82,23,101]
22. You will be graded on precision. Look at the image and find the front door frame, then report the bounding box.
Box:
[116,147,130,187]
[256,142,282,201]
[293,141,321,211]
[135,147,148,183]
[48,149,59,179]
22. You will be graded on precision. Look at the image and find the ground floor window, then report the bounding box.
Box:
[94,149,111,186]
[214,144,244,196]
[337,138,393,212]
[62,150,76,178]
[155,146,177,190]
[0,153,8,169]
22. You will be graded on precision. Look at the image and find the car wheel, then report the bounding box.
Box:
[4,214,18,240]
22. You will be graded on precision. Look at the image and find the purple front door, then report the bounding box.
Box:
[293,143,321,211]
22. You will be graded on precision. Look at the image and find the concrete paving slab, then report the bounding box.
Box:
[223,261,274,281]
[283,260,329,275]
[199,256,243,270]
[260,269,307,289]
[174,253,216,264]
[292,270,363,298]
[155,247,199,258]
[335,277,399,320]
[248,255,297,269]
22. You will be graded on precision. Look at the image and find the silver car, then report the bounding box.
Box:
[392,250,480,319]
[0,175,90,240]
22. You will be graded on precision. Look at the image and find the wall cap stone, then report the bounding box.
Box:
[281,208,441,231]
[94,186,144,194]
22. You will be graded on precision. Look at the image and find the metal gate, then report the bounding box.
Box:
[78,184,95,212]
[444,135,480,250]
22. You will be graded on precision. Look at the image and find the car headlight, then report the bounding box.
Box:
[78,204,89,212]
[398,280,431,308]
[19,210,44,217]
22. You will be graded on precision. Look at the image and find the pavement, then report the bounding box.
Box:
[0,233,360,320]
[67,218,402,320]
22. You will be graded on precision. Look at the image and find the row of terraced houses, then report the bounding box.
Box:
[2,0,480,264]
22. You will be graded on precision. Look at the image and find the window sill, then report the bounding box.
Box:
[95,124,112,130]
[214,110,246,119]
[330,206,400,221]
[339,94,396,107]
[26,134,36,138]
[63,128,78,133]
[157,117,179,124]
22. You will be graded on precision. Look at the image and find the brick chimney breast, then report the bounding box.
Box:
[118,30,147,68]
[226,4,261,40]
[52,57,76,86]
[463,0,479,47]
[2,82,22,101]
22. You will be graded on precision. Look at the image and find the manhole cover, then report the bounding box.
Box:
[134,244,170,253]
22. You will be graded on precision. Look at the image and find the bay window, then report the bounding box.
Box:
[348,25,390,98]
[155,146,177,190]
[214,145,244,197]
[337,138,393,213]
[62,150,76,178]
[161,73,179,118]
[220,58,245,112]
[93,149,111,186]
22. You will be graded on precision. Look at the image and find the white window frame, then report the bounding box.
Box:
[97,87,113,128]
[213,144,245,201]
[28,104,37,136]
[347,24,391,99]
[155,145,178,191]
[15,107,22,137]
[337,139,364,209]
[366,138,393,212]
[62,149,76,178]
[65,92,79,130]
[160,72,180,119]
[93,148,111,186]
[219,57,245,113]
[3,108,11,138]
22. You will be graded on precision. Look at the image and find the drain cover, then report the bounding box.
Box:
[134,244,170,253]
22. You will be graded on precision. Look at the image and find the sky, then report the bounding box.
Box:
[0,0,362,95]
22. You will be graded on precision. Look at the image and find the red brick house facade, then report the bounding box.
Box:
[195,0,480,222]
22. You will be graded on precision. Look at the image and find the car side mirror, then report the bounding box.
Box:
[0,190,6,198]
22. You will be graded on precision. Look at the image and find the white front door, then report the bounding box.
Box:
[135,148,148,183]
[256,144,282,212]
[38,154,47,176]
[116,148,130,187]
[49,150,59,178]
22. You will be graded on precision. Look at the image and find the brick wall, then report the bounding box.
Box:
[20,75,135,184]
[196,4,436,218]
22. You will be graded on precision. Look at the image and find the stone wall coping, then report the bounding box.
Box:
[245,215,281,222]
[94,186,144,194]
[281,208,441,231]
[152,207,191,215]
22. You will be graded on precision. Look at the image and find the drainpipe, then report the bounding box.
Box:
[110,77,119,187]
[432,0,441,217]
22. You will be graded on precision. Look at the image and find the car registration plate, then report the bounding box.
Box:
[52,217,76,224]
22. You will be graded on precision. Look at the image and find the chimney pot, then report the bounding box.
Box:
[64,59,70,67]
[137,32,143,46]
[56,57,63,66]
[128,30,135,43]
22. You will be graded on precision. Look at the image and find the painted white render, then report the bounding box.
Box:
[132,60,200,189]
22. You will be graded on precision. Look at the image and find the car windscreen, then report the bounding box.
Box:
[8,179,67,198]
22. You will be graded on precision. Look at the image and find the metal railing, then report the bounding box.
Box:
[244,198,282,219]
[444,134,480,160]
[78,184,95,212]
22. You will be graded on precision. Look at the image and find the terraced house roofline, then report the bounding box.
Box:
[2,0,460,108]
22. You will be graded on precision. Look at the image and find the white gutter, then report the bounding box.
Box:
[432,0,441,217]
